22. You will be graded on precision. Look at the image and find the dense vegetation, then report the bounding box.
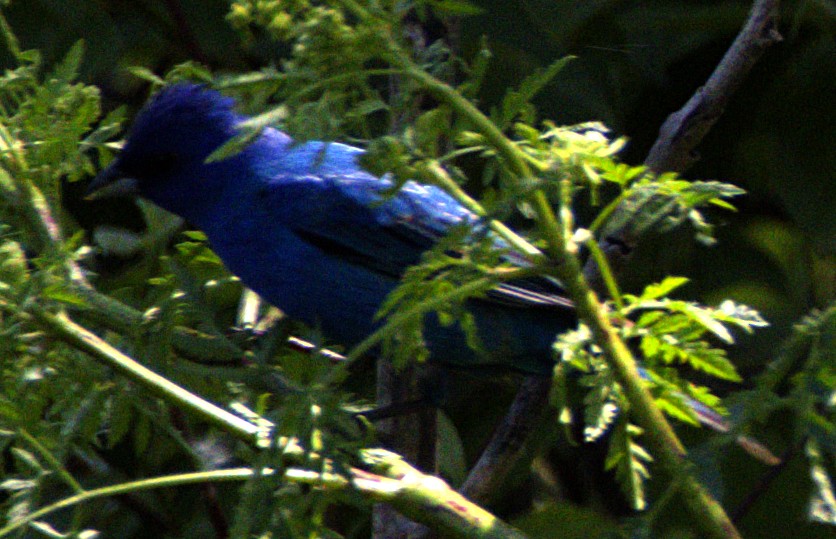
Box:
[0,1,833,538]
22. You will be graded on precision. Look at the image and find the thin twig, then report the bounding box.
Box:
[409,376,553,539]
[644,0,783,174]
[731,439,801,524]
[0,454,532,539]
[20,304,266,444]
[373,361,434,539]
[584,0,783,295]
[461,376,552,505]
[361,449,532,539]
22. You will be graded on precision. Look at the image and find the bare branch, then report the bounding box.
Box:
[373,361,436,539]
[361,449,532,539]
[584,0,783,293]
[461,376,552,504]
[407,376,553,539]
[645,0,783,174]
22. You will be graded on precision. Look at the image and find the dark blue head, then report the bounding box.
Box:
[89,84,249,225]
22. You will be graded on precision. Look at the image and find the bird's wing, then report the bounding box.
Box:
[263,171,460,275]
[263,168,572,310]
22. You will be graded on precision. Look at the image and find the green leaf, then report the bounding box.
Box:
[107,392,133,449]
[684,304,735,344]
[50,40,84,83]
[349,98,388,117]
[415,106,451,155]
[127,66,165,86]
[581,366,620,443]
[30,520,70,538]
[436,411,467,485]
[206,125,263,163]
[0,478,38,492]
[181,230,207,241]
[495,56,574,129]
[165,61,213,84]
[41,285,87,307]
[600,178,745,244]
[238,104,287,131]
[0,239,28,287]
[715,300,769,332]
[635,310,664,328]
[93,226,143,257]
[605,421,652,511]
[806,439,836,525]
[684,347,741,382]
[133,410,151,456]
[10,447,43,473]
[137,199,184,245]
[655,392,700,427]
[640,276,689,300]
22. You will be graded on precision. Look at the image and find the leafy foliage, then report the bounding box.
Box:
[763,307,836,525]
[226,0,401,140]
[0,35,130,516]
[553,277,768,506]
[0,1,832,538]
[606,421,653,511]
[374,224,500,368]
[0,20,363,538]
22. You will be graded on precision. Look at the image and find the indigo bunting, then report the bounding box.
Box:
[88,84,575,375]
[88,84,773,456]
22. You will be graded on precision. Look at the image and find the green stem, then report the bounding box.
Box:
[376,33,742,539]
[0,468,264,538]
[420,161,543,258]
[345,266,543,364]
[584,237,624,312]
[382,50,568,261]
[17,428,84,494]
[543,258,742,539]
[389,55,544,182]
[0,10,22,60]
[24,304,266,446]
[588,189,629,234]
[0,456,530,539]
[285,68,403,101]
[361,449,531,539]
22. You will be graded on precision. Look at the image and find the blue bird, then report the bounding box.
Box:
[88,84,777,462]
[88,83,576,375]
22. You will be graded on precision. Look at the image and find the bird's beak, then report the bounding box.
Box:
[85,162,139,200]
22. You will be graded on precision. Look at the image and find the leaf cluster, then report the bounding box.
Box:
[0,25,370,538]
[553,276,768,508]
[739,307,836,525]
[374,223,508,368]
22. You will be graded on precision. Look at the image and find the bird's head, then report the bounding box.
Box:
[87,84,247,222]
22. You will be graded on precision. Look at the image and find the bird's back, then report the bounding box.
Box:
[204,132,572,374]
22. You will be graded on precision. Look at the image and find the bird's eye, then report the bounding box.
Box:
[144,152,180,176]
[126,152,181,184]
